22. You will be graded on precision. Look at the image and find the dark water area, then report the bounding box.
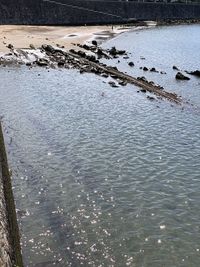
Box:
[0,25,200,267]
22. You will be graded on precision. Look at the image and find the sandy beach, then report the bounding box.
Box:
[0,25,130,54]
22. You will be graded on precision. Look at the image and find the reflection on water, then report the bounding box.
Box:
[0,25,200,267]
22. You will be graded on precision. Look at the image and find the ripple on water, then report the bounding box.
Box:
[0,25,200,267]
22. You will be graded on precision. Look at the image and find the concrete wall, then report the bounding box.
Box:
[0,123,23,267]
[0,0,200,25]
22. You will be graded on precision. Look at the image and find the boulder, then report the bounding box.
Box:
[128,62,134,67]
[92,40,98,46]
[175,72,190,80]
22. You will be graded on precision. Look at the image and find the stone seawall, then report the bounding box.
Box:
[0,123,23,267]
[0,0,200,25]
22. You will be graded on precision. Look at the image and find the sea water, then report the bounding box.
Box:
[0,24,200,267]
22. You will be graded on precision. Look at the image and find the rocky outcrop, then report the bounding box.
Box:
[186,70,200,78]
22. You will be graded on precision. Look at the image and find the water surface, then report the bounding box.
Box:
[0,25,200,267]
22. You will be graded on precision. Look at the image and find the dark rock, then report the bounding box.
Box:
[102,73,109,78]
[110,74,118,79]
[109,46,117,56]
[97,48,103,56]
[128,62,134,67]
[141,89,146,93]
[109,46,126,57]
[36,59,48,66]
[82,44,90,50]
[160,71,166,74]
[92,40,98,46]
[117,50,126,55]
[186,70,200,78]
[143,67,148,71]
[119,81,127,86]
[137,76,148,83]
[175,72,190,80]
[57,61,65,66]
[108,81,118,88]
[150,67,157,72]
[29,44,36,49]
[173,65,179,70]
[147,96,155,101]
[111,66,118,71]
[86,55,97,62]
[7,44,14,49]
[42,44,56,54]
[77,50,86,57]
[56,44,64,48]
[80,69,85,74]
[123,56,129,59]
[69,49,76,54]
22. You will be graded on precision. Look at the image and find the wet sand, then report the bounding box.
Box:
[0,25,129,54]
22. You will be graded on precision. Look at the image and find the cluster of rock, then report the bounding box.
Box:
[0,43,194,105]
[174,66,200,81]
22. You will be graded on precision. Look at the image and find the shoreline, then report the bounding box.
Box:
[0,19,199,56]
[0,24,134,55]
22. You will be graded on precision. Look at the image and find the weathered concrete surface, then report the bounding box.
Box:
[0,170,12,266]
[0,123,23,267]
[0,0,200,25]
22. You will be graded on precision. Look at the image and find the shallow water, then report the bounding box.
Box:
[0,25,200,267]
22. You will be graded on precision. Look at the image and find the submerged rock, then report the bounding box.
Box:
[108,81,118,88]
[147,95,155,101]
[175,72,190,80]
